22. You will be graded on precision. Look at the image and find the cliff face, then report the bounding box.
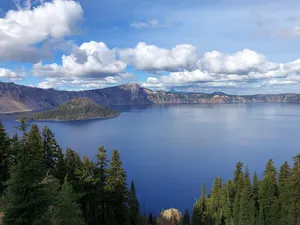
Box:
[0,82,300,113]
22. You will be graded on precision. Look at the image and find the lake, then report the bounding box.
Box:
[1,103,300,214]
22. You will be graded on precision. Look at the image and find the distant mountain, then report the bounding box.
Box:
[1,82,300,113]
[32,98,119,121]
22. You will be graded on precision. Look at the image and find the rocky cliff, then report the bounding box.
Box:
[0,82,300,113]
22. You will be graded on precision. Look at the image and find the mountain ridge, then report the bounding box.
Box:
[1,81,300,113]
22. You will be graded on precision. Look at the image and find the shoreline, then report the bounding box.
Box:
[30,112,120,122]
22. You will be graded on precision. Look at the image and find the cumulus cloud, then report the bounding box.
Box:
[37,73,137,90]
[119,42,199,72]
[142,48,300,91]
[0,0,83,62]
[33,41,127,78]
[0,68,26,81]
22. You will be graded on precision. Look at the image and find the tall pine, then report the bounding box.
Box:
[106,149,128,225]
[258,159,278,225]
[3,124,48,224]
[0,121,11,195]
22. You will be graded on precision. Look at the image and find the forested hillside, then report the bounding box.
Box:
[0,120,299,225]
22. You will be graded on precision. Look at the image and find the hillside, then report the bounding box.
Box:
[1,82,300,113]
[33,98,119,121]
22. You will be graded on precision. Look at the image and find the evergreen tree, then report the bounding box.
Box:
[3,124,48,225]
[252,172,259,218]
[290,154,300,223]
[95,145,109,224]
[65,148,82,185]
[232,162,244,225]
[42,126,62,177]
[129,180,140,225]
[207,177,225,225]
[77,156,98,225]
[258,159,278,225]
[182,209,190,225]
[9,134,19,167]
[191,184,207,225]
[148,213,154,224]
[49,176,84,225]
[278,161,291,224]
[106,149,128,225]
[0,121,11,195]
[239,168,255,225]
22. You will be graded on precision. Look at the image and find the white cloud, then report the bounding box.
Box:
[37,73,137,90]
[33,41,127,77]
[268,79,298,85]
[130,19,167,29]
[199,49,278,74]
[119,42,199,72]
[0,68,26,81]
[0,0,83,62]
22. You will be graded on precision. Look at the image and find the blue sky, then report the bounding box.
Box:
[1,0,300,94]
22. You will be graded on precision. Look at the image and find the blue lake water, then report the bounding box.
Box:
[1,103,300,214]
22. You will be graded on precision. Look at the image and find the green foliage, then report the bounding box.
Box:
[129,180,140,225]
[0,121,11,195]
[48,176,84,225]
[3,124,48,225]
[2,120,300,225]
[33,98,119,121]
[106,149,128,225]
[182,209,190,225]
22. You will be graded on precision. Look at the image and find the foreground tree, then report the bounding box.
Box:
[182,209,190,225]
[0,121,11,195]
[106,149,128,225]
[129,180,140,225]
[49,176,84,225]
[258,159,278,225]
[3,124,48,224]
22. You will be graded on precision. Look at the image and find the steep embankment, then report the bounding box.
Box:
[1,82,300,113]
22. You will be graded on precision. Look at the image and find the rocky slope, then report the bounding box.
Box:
[1,82,300,113]
[33,98,119,121]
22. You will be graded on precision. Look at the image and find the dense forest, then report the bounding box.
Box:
[0,120,300,225]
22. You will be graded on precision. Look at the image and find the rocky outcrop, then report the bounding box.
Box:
[1,82,300,113]
[156,208,182,225]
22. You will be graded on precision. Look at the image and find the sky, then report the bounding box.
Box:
[1,0,300,94]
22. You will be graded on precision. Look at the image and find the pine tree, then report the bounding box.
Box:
[191,184,207,225]
[77,156,98,225]
[42,126,63,177]
[258,159,278,225]
[290,154,300,223]
[278,161,291,224]
[232,162,244,225]
[129,180,140,225]
[252,171,259,220]
[148,213,154,224]
[223,179,234,225]
[49,176,84,225]
[54,147,66,183]
[95,145,109,224]
[182,209,190,225]
[9,133,19,167]
[0,121,11,195]
[207,177,225,225]
[3,124,48,224]
[65,148,82,185]
[239,168,255,225]
[106,149,128,225]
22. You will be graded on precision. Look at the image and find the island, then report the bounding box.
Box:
[32,98,119,121]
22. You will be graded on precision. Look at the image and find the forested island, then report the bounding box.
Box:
[0,120,300,225]
[32,98,119,121]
